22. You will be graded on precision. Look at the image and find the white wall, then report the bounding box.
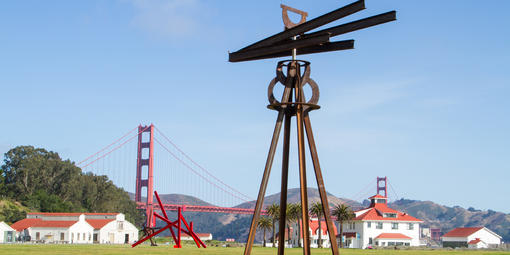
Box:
[97,219,138,244]
[468,228,501,246]
[68,219,94,244]
[343,221,420,248]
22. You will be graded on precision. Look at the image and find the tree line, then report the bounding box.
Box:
[0,145,143,225]
[258,201,354,248]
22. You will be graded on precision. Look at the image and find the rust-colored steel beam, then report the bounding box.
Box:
[235,40,354,62]
[229,33,330,62]
[295,74,311,255]
[237,0,365,52]
[303,112,339,255]
[302,11,396,39]
[278,112,292,255]
[243,77,294,255]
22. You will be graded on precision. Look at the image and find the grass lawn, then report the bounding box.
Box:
[0,245,509,255]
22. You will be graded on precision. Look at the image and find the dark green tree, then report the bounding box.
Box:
[309,202,324,248]
[331,203,354,248]
[266,203,279,248]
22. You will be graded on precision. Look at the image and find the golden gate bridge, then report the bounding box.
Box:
[77,123,399,229]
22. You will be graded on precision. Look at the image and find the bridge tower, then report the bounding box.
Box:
[377,176,387,198]
[135,124,155,227]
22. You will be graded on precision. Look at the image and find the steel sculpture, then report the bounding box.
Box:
[132,191,206,249]
[228,1,396,255]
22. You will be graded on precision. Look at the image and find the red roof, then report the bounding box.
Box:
[468,238,482,244]
[368,194,387,199]
[10,218,42,231]
[86,219,115,229]
[375,233,412,239]
[31,220,77,228]
[443,227,483,237]
[309,219,337,236]
[28,212,119,216]
[353,203,422,222]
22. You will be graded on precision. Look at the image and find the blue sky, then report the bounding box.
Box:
[1,1,509,212]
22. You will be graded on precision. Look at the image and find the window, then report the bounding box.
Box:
[89,233,91,241]
[388,242,395,246]
[396,242,403,246]
[367,222,371,228]
[72,233,74,241]
[391,223,398,229]
[118,221,124,230]
[83,233,85,240]
[408,223,414,230]
[375,241,379,246]
[376,222,383,229]
[349,222,356,230]
[36,232,40,241]
[60,233,65,241]
[369,238,373,245]
[78,233,80,240]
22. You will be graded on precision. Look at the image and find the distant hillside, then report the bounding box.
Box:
[131,190,510,243]
[389,199,510,242]
[235,187,362,210]
[128,192,213,206]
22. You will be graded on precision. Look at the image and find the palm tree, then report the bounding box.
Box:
[266,203,280,248]
[309,202,324,248]
[331,203,354,248]
[258,217,272,247]
[291,203,303,247]
[286,203,299,247]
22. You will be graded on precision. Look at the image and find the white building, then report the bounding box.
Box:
[289,218,337,248]
[442,227,502,249]
[338,194,422,249]
[0,221,15,243]
[11,212,138,244]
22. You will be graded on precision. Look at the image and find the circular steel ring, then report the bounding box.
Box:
[267,77,280,105]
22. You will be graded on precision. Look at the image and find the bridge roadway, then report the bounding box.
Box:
[136,202,268,215]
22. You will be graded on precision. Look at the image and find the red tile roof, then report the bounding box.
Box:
[27,212,119,216]
[368,194,387,199]
[353,202,422,222]
[443,227,483,237]
[86,219,115,229]
[309,219,338,236]
[468,238,482,244]
[375,233,412,239]
[31,220,77,228]
[10,219,42,231]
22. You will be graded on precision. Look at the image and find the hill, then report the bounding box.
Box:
[235,187,361,209]
[389,199,510,242]
[128,192,213,206]
[145,190,510,243]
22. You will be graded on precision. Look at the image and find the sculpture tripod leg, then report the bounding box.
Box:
[244,83,293,255]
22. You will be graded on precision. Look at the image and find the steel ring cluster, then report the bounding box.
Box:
[267,60,319,106]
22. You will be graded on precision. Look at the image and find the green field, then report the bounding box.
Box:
[0,245,509,255]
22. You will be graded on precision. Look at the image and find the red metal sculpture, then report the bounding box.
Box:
[131,191,206,248]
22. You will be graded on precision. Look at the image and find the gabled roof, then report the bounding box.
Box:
[442,227,484,237]
[368,194,387,199]
[86,219,115,229]
[468,238,483,244]
[10,218,43,231]
[27,212,119,216]
[353,203,422,222]
[309,219,337,236]
[31,220,77,228]
[375,233,412,239]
